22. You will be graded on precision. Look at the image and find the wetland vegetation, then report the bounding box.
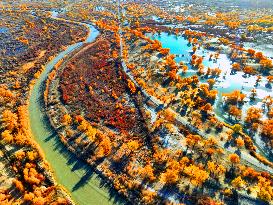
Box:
[1,0,273,205]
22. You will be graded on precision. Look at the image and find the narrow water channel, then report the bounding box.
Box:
[29,13,115,205]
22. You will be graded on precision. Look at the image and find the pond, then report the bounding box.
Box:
[147,32,273,158]
[148,33,272,105]
[0,27,9,33]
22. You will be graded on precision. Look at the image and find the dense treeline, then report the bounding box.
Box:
[0,5,87,204]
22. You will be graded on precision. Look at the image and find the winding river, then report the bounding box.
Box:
[29,12,115,205]
[27,9,272,204]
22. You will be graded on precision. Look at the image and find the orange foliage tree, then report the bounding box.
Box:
[228,105,242,120]
[245,107,262,124]
[262,119,273,139]
[229,153,240,167]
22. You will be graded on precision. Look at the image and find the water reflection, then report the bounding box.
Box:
[148,32,273,158]
[148,32,272,119]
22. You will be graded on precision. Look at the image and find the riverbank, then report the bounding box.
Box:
[0,8,88,204]
[28,12,119,205]
[43,29,147,204]
[41,21,273,205]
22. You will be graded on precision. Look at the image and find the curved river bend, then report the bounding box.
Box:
[29,12,114,205]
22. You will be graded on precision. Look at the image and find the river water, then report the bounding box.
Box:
[29,12,116,205]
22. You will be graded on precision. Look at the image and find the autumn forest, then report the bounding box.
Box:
[1,0,273,205]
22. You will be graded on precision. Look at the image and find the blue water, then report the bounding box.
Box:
[85,24,100,42]
[51,11,59,18]
[148,32,272,104]
[0,27,9,33]
[148,32,273,159]
[148,33,223,67]
[151,15,164,23]
[95,6,105,11]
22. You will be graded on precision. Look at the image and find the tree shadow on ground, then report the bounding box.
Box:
[97,176,133,205]
[45,128,129,205]
[44,132,56,142]
[36,69,134,205]
[72,169,94,192]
